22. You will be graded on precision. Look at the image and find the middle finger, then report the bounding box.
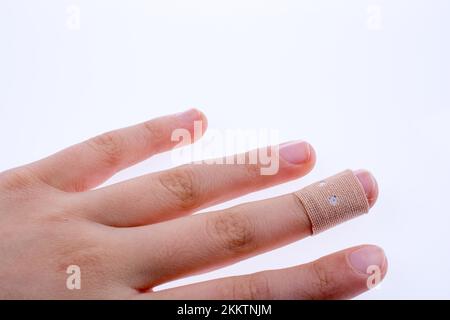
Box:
[83,140,315,227]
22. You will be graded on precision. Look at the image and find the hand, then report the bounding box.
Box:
[0,109,386,299]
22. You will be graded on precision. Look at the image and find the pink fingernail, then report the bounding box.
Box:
[354,169,379,208]
[279,141,311,165]
[349,246,386,274]
[176,108,201,122]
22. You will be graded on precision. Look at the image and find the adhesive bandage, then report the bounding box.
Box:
[294,170,370,235]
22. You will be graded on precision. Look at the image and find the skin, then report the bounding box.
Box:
[0,109,387,299]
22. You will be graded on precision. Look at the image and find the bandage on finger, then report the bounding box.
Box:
[294,170,370,235]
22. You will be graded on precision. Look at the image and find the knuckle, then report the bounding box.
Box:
[86,132,124,168]
[207,210,256,254]
[245,274,273,300]
[55,237,108,280]
[44,222,111,277]
[305,261,339,299]
[158,167,199,210]
[0,168,38,192]
[227,274,272,300]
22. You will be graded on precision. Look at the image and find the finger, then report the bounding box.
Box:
[84,140,316,226]
[29,109,207,192]
[141,245,388,300]
[117,170,377,289]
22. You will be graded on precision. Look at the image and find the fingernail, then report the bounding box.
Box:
[354,169,379,208]
[176,108,201,122]
[279,140,311,165]
[349,246,386,274]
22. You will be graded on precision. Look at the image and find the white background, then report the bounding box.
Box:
[0,0,449,299]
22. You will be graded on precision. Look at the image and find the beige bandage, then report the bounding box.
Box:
[294,170,370,235]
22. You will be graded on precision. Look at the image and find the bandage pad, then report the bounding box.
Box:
[294,170,370,235]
